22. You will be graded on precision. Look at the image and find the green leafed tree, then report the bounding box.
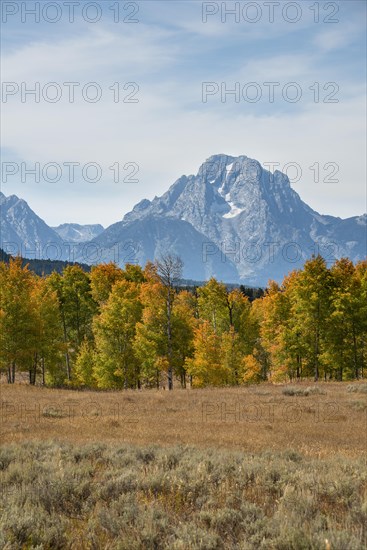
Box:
[133,279,168,388]
[323,258,367,380]
[197,278,230,335]
[48,266,97,380]
[289,255,333,381]
[0,258,36,383]
[155,254,183,390]
[171,290,196,388]
[31,277,65,386]
[93,280,143,389]
[74,337,97,388]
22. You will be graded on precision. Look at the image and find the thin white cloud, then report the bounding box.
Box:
[312,21,364,53]
[2,24,176,82]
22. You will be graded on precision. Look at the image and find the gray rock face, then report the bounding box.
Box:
[1,154,366,285]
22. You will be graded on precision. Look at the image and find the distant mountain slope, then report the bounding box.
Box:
[0,191,64,260]
[52,223,104,243]
[90,216,239,282]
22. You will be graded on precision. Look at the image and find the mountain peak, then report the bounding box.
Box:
[93,153,366,284]
[119,154,316,229]
[2,155,366,284]
[198,154,236,180]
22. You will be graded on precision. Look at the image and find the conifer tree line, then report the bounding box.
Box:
[0,254,366,388]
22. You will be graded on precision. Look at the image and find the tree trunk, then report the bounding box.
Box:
[62,311,71,381]
[234,368,238,385]
[314,329,319,382]
[352,325,359,379]
[229,307,233,327]
[65,351,71,381]
[41,357,45,385]
[29,353,37,385]
[123,346,128,390]
[135,364,141,389]
[361,348,364,379]
[8,361,15,383]
[167,290,173,390]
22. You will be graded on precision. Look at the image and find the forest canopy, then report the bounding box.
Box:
[0,255,366,388]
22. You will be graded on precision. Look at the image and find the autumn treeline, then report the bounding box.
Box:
[0,255,366,388]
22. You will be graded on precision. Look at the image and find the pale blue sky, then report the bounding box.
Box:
[1,0,366,225]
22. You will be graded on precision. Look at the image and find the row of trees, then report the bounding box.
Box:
[0,255,366,388]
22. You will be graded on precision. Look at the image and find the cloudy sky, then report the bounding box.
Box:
[1,0,366,226]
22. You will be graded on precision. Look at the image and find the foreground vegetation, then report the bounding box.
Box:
[1,382,366,548]
[1,254,366,389]
[0,440,366,549]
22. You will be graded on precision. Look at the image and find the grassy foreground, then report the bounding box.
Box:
[0,440,366,549]
[0,381,366,548]
[1,381,367,456]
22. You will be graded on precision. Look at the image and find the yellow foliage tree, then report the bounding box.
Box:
[242,354,262,384]
[185,321,229,387]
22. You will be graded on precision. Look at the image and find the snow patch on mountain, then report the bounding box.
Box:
[223,202,244,219]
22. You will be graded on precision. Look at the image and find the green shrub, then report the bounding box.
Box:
[347,384,367,394]
[282,386,326,396]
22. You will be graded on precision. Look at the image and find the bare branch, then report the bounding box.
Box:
[155,254,183,288]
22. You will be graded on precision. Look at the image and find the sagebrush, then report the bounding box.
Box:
[0,441,366,549]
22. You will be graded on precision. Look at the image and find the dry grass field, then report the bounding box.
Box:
[0,381,366,549]
[0,381,366,457]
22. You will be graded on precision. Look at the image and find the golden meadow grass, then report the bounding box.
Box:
[1,381,366,457]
